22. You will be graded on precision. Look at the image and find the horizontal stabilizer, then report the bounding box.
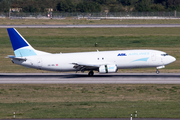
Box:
[6,55,27,60]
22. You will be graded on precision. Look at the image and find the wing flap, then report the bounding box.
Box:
[72,63,99,71]
[71,62,116,71]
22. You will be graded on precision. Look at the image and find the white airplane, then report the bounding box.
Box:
[7,28,176,76]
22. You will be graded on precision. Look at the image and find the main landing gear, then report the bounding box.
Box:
[88,70,94,76]
[156,69,160,74]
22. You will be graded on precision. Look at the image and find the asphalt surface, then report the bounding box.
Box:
[1,24,180,28]
[0,73,180,84]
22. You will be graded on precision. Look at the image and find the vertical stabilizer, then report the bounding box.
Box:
[7,28,33,51]
[7,28,50,57]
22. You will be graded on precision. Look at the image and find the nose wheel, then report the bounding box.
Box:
[88,71,94,76]
[156,69,160,74]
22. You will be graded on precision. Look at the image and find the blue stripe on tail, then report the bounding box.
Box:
[7,28,37,57]
[7,28,29,51]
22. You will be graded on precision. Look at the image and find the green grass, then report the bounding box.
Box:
[2,36,180,48]
[0,84,180,118]
[0,28,180,72]
[1,101,180,118]
[1,18,180,25]
[2,28,180,48]
[2,27,180,37]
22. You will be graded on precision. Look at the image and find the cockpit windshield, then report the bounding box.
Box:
[161,53,168,56]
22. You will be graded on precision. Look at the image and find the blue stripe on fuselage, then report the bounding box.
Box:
[132,57,149,62]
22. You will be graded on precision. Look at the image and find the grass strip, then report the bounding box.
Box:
[0,84,180,118]
[1,19,180,25]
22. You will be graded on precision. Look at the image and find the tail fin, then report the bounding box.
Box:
[7,28,49,57]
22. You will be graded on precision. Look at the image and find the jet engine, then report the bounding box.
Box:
[99,64,118,73]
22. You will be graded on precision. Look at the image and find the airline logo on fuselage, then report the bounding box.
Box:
[117,53,127,56]
[128,52,149,56]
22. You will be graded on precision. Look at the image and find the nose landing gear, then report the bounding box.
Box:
[156,65,165,74]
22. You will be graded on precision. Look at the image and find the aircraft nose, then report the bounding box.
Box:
[168,55,176,64]
[163,55,176,65]
[171,56,176,62]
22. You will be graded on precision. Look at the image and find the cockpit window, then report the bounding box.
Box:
[161,53,168,56]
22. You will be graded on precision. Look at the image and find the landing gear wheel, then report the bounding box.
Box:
[88,71,94,76]
[156,70,160,74]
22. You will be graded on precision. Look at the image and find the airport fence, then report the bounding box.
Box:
[0,11,180,19]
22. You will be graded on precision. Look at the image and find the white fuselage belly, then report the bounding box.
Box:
[12,49,175,72]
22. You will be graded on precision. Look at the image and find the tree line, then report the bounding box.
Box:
[0,0,180,13]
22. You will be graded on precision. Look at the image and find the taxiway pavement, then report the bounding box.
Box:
[0,73,180,84]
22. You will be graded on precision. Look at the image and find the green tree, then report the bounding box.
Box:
[166,0,176,11]
[154,0,166,4]
[56,0,76,12]
[76,2,87,12]
[151,3,165,11]
[94,0,107,4]
[176,4,180,11]
[109,3,124,12]
[22,5,39,12]
[135,0,152,11]
[87,2,101,12]
[0,0,12,12]
[118,0,138,6]
[76,1,101,12]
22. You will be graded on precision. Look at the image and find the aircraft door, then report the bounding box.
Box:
[151,53,156,61]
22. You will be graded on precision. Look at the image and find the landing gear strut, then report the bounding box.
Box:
[156,69,160,74]
[156,66,165,74]
[88,70,94,76]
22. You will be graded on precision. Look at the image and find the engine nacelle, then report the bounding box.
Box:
[99,64,118,73]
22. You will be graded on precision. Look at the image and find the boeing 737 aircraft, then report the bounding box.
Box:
[7,28,176,76]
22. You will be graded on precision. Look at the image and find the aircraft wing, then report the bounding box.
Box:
[71,62,116,71]
[72,62,100,71]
